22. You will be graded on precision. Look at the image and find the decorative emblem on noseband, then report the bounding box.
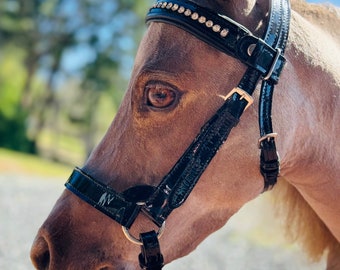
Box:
[98,192,115,206]
[65,1,291,269]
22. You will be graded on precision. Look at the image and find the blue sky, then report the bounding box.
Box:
[307,0,340,5]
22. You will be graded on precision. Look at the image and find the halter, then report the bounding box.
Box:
[65,1,291,268]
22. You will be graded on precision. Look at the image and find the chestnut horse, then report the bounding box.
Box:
[31,0,339,269]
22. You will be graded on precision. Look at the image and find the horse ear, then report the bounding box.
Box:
[191,0,238,14]
[254,0,270,14]
[191,0,269,35]
[215,0,269,34]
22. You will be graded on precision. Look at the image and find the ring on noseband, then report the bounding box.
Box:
[122,222,166,246]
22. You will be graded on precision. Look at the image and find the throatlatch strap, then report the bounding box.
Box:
[258,0,290,190]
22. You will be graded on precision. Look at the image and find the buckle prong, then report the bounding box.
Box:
[222,87,254,111]
[258,133,278,148]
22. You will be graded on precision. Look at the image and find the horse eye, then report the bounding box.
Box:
[146,85,176,109]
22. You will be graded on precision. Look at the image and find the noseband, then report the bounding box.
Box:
[65,0,291,268]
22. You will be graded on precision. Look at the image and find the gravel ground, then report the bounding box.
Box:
[0,173,326,270]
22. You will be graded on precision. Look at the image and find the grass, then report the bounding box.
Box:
[0,147,73,178]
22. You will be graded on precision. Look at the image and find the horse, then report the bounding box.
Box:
[30,0,340,269]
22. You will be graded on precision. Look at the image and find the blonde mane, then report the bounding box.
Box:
[273,179,339,261]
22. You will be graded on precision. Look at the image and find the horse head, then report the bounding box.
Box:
[30,0,340,269]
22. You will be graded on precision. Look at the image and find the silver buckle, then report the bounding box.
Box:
[223,87,254,111]
[258,133,278,148]
[263,48,282,81]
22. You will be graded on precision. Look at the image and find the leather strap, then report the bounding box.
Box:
[65,168,155,228]
[139,231,164,270]
[143,97,241,226]
[258,0,290,190]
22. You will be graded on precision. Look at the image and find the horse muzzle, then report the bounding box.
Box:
[30,190,140,270]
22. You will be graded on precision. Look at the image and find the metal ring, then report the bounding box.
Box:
[122,222,166,245]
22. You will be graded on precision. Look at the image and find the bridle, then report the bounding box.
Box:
[65,0,291,269]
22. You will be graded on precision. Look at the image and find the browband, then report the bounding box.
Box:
[146,1,286,84]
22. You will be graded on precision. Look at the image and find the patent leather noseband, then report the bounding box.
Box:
[65,1,291,268]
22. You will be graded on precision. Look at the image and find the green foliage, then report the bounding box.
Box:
[0,0,152,162]
[0,111,36,153]
[0,47,25,118]
[0,46,36,153]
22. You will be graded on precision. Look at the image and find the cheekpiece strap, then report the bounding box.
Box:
[146,0,286,84]
[143,98,241,226]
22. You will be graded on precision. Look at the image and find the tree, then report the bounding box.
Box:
[0,0,152,161]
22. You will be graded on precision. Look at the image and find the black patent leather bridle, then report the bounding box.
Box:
[65,1,291,269]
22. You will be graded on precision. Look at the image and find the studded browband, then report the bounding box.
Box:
[66,0,290,237]
[146,1,287,83]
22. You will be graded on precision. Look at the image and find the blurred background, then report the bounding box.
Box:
[0,0,152,164]
[0,0,337,269]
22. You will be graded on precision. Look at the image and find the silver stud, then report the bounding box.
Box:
[191,12,199,20]
[220,29,229,37]
[152,2,230,41]
[178,6,185,13]
[172,4,179,11]
[198,16,206,23]
[184,9,192,16]
[212,24,221,32]
[247,44,256,56]
[205,20,213,28]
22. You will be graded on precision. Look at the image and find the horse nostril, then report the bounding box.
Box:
[30,236,50,270]
[98,266,115,270]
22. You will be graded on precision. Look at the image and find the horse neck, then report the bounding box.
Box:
[276,9,339,179]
